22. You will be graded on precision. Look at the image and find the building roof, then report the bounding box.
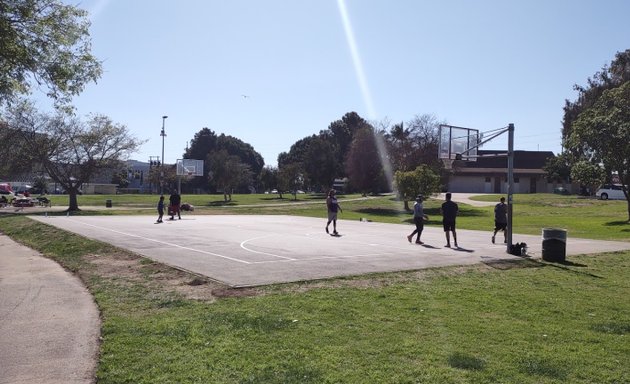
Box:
[465,150,555,170]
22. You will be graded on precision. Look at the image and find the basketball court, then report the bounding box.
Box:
[30,215,630,287]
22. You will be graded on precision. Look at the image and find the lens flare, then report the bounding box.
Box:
[337,0,376,119]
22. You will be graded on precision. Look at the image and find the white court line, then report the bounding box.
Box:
[64,218,251,264]
[249,251,396,264]
[240,235,296,260]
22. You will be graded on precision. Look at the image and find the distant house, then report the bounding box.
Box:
[444,150,565,194]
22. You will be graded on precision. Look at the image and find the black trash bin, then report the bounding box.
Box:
[106,199,112,208]
[542,228,567,262]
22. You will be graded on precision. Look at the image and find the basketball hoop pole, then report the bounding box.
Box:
[507,123,515,252]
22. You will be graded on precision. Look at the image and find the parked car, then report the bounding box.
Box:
[553,187,571,195]
[595,184,627,200]
[0,183,16,202]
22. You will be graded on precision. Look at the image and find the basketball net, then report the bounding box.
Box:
[441,158,467,170]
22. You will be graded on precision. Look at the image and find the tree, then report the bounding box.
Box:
[385,121,413,172]
[543,153,572,183]
[207,150,253,201]
[562,50,630,159]
[394,165,441,211]
[345,126,389,195]
[258,166,278,193]
[184,128,263,193]
[4,101,143,211]
[570,160,605,196]
[277,162,303,200]
[302,136,338,191]
[111,167,130,189]
[384,114,443,177]
[0,0,102,106]
[570,81,630,220]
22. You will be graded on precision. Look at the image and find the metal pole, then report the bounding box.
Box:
[160,116,168,195]
[507,123,514,252]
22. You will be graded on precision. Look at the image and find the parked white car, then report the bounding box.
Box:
[595,184,627,200]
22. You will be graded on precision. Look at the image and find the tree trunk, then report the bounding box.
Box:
[404,199,410,211]
[68,192,80,211]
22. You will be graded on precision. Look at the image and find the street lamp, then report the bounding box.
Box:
[160,116,168,194]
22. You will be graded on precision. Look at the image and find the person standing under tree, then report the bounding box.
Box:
[325,189,342,235]
[156,195,165,223]
[407,195,429,244]
[440,192,459,248]
[492,196,508,244]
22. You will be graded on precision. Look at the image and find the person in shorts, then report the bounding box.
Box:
[440,192,459,248]
[325,189,342,235]
[492,197,508,244]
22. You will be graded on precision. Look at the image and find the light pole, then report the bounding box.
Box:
[160,115,168,195]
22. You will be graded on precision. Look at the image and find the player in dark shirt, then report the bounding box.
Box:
[440,192,459,248]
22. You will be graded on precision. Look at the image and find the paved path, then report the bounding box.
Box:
[0,234,100,384]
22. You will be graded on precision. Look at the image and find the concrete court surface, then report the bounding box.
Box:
[31,214,630,287]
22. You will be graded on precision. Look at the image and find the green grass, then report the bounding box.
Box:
[1,194,630,383]
[43,192,630,241]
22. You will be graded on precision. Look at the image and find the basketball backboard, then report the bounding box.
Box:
[438,124,480,161]
[176,159,204,176]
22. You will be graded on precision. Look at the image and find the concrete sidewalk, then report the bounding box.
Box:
[0,234,100,384]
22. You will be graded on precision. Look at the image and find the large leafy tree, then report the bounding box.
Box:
[570,81,630,220]
[277,111,371,189]
[394,165,441,211]
[543,152,572,183]
[207,149,253,201]
[562,49,630,158]
[302,136,338,191]
[570,160,605,196]
[345,126,389,195]
[184,128,263,193]
[277,162,304,200]
[0,0,102,106]
[323,111,370,166]
[4,101,143,211]
[258,166,278,193]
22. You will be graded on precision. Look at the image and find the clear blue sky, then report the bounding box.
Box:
[45,0,630,167]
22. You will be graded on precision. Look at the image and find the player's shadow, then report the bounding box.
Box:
[421,244,440,249]
[452,246,474,253]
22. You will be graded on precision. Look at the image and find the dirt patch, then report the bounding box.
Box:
[81,249,539,302]
[83,251,229,302]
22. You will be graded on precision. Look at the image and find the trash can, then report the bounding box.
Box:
[542,228,567,262]
[105,199,112,208]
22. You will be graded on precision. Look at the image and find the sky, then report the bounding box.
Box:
[37,0,630,167]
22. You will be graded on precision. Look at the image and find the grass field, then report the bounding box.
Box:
[41,192,630,240]
[1,193,629,383]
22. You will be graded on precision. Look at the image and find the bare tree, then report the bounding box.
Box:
[4,101,144,211]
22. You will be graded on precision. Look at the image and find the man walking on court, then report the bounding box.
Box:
[325,189,342,235]
[492,196,508,244]
[441,192,459,248]
[407,195,429,244]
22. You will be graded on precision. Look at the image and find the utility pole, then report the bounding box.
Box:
[160,116,168,195]
[507,123,514,252]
